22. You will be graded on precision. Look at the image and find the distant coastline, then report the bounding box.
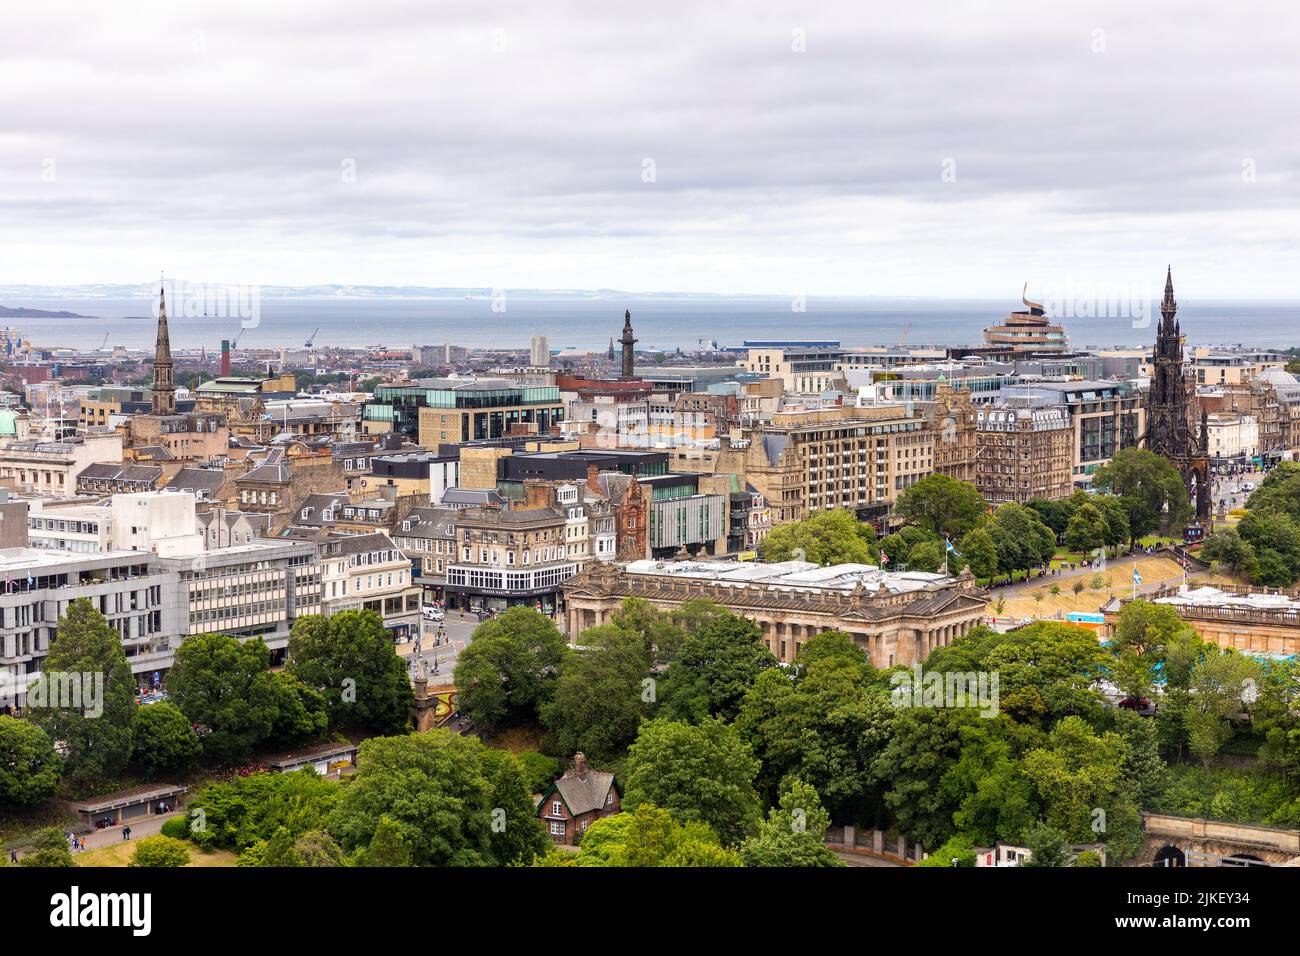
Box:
[2,294,1296,353]
[0,305,94,319]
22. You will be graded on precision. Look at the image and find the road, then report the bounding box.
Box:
[395,614,481,683]
[1210,470,1263,515]
[831,849,905,867]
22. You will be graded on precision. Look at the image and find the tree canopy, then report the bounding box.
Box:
[453,608,568,731]
[287,610,413,734]
[758,508,879,565]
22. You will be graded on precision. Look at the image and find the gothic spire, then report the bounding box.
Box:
[151,276,177,415]
[155,280,172,364]
[1160,265,1177,327]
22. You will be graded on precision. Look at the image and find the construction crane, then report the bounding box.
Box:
[98,332,110,351]
[305,327,320,348]
[232,326,248,349]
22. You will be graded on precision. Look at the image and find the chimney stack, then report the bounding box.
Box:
[573,752,588,780]
[586,463,602,494]
[523,479,554,510]
[220,339,231,376]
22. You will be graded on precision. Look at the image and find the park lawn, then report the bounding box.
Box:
[1135,535,1183,548]
[76,842,237,867]
[999,556,1188,618]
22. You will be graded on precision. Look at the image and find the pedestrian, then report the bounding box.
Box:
[9,849,16,864]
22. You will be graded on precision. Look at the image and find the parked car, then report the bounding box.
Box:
[422,605,444,622]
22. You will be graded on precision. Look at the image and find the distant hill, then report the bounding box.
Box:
[0,305,94,319]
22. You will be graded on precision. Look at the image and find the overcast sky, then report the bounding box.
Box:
[2,0,1298,298]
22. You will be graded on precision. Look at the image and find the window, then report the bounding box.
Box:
[549,821,565,836]
[552,801,562,815]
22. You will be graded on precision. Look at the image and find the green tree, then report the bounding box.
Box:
[872,707,980,848]
[893,474,987,539]
[480,748,551,865]
[363,816,412,867]
[738,649,892,820]
[795,630,872,672]
[165,632,283,761]
[453,608,568,731]
[1093,447,1191,541]
[975,622,1107,729]
[571,803,741,867]
[514,750,563,794]
[0,717,60,806]
[1236,508,1300,586]
[947,717,1040,847]
[908,539,944,573]
[1243,461,1300,522]
[293,829,347,867]
[131,702,201,777]
[623,718,762,846]
[959,527,999,579]
[1200,527,1257,576]
[1113,709,1170,806]
[1021,716,1140,857]
[327,730,536,866]
[1113,600,1197,659]
[740,776,842,867]
[268,671,330,745]
[915,833,979,867]
[1064,503,1107,553]
[1020,821,1071,867]
[1254,659,1300,782]
[656,612,777,723]
[19,827,74,867]
[26,599,135,783]
[186,770,339,852]
[758,508,878,565]
[286,610,413,734]
[238,826,300,867]
[1185,650,1261,768]
[610,596,688,664]
[1027,497,1073,537]
[130,835,191,867]
[986,502,1056,580]
[541,624,651,762]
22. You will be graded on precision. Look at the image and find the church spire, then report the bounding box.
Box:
[151,276,177,416]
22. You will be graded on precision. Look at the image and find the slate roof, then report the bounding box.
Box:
[166,467,228,499]
[550,768,617,816]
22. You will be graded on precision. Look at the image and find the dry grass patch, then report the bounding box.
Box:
[75,841,237,868]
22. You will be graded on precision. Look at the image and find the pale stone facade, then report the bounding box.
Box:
[561,559,989,669]
[1102,584,1300,658]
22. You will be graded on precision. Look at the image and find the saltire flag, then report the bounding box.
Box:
[945,537,960,557]
[1132,563,1142,586]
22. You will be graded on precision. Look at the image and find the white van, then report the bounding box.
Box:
[422,605,444,622]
